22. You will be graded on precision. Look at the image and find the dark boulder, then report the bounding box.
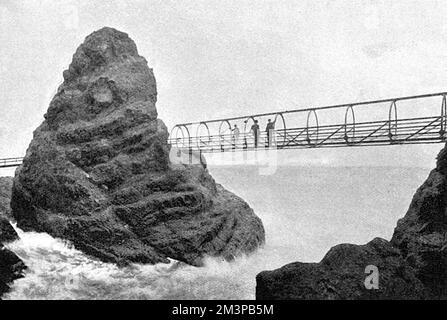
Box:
[0,247,26,298]
[11,27,265,266]
[0,177,25,298]
[256,238,427,300]
[0,216,18,243]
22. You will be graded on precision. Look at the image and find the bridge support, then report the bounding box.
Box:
[273,113,286,148]
[344,105,355,144]
[219,120,231,152]
[196,122,211,150]
[306,109,319,146]
[388,100,398,143]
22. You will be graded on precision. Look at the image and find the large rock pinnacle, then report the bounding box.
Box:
[11,27,265,265]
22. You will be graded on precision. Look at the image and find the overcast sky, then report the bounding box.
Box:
[1,0,446,174]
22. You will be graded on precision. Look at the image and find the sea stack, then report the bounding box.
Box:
[256,145,447,300]
[11,27,265,266]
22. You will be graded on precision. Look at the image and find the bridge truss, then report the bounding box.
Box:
[168,92,447,153]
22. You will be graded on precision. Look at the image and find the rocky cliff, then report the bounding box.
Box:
[11,27,265,266]
[256,146,447,300]
[0,177,13,218]
[0,178,25,298]
[0,219,25,298]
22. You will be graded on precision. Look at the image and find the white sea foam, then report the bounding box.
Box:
[4,223,305,300]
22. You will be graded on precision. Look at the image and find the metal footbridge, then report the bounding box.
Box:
[2,92,447,168]
[168,92,447,153]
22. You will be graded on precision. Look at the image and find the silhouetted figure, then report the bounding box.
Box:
[199,150,207,169]
[265,118,276,147]
[250,120,260,148]
[232,124,240,148]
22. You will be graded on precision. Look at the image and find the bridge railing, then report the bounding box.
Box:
[168,92,447,152]
[0,157,23,168]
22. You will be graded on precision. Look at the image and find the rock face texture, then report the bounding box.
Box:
[0,247,25,298]
[256,145,447,300]
[0,216,17,244]
[11,27,264,266]
[0,177,13,219]
[0,178,25,298]
[0,177,16,243]
[391,146,447,298]
[256,238,428,300]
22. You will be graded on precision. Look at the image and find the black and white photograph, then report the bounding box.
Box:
[0,0,446,308]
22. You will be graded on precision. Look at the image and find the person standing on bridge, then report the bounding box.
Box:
[265,118,276,148]
[232,124,240,148]
[250,120,260,148]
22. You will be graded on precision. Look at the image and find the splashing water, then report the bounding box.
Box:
[2,166,430,300]
[3,225,304,300]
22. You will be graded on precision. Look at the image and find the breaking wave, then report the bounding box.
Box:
[3,225,300,300]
